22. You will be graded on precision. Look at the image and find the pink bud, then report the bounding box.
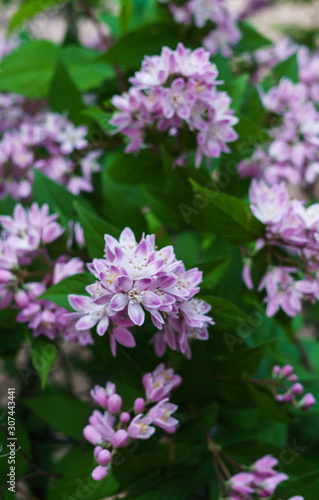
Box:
[92,465,108,481]
[0,269,14,283]
[291,383,304,396]
[112,429,129,448]
[14,289,29,308]
[120,412,131,423]
[242,263,254,290]
[281,365,294,378]
[288,374,298,382]
[282,393,294,403]
[97,449,112,466]
[134,398,145,413]
[107,394,122,414]
[276,394,284,403]
[94,446,103,459]
[272,365,281,377]
[299,393,316,411]
[83,425,102,445]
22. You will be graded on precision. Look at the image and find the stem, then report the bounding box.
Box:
[211,455,226,498]
[294,336,314,373]
[206,435,231,480]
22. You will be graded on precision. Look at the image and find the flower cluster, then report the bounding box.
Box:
[0,203,90,343]
[110,43,238,167]
[0,110,102,200]
[238,77,319,186]
[272,365,316,410]
[159,0,241,58]
[65,227,214,357]
[83,363,181,481]
[223,455,302,500]
[244,179,319,317]
[241,37,297,84]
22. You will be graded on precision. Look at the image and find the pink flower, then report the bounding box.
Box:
[127,414,156,440]
[148,398,179,433]
[143,363,182,402]
[229,472,255,496]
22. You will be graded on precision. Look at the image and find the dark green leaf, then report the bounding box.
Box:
[103,23,180,69]
[248,384,291,424]
[74,201,120,258]
[189,179,265,243]
[39,273,93,310]
[24,390,91,440]
[271,470,319,500]
[28,336,58,388]
[49,59,84,124]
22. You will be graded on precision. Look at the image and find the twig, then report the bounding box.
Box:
[294,336,314,373]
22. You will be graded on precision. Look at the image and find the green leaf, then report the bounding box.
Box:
[108,150,164,186]
[236,21,272,52]
[248,384,291,424]
[38,273,93,310]
[60,46,115,91]
[213,343,270,377]
[202,295,256,332]
[103,23,180,69]
[0,196,16,216]
[49,59,84,124]
[33,170,80,219]
[74,202,120,258]
[120,0,133,33]
[8,0,68,32]
[224,74,249,113]
[24,389,91,440]
[189,179,264,243]
[176,402,218,443]
[82,107,114,134]
[271,470,319,500]
[273,52,299,84]
[28,336,58,388]
[234,114,270,144]
[174,230,201,269]
[0,40,58,98]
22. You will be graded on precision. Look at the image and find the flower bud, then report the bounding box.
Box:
[299,393,316,411]
[83,425,102,445]
[288,374,298,382]
[291,383,304,396]
[92,465,108,481]
[134,398,145,413]
[14,289,29,308]
[112,429,129,448]
[272,365,281,378]
[94,446,103,459]
[107,394,122,414]
[97,449,112,466]
[281,365,294,378]
[120,412,131,423]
